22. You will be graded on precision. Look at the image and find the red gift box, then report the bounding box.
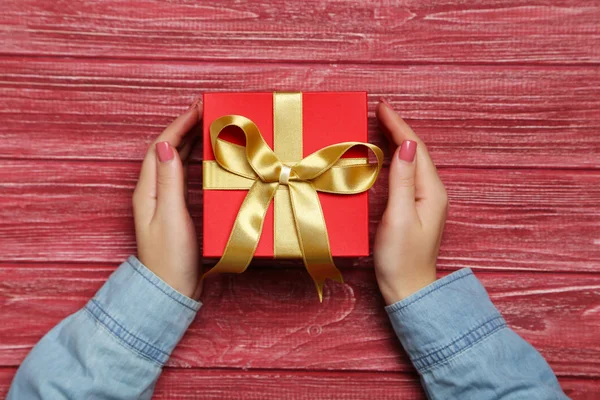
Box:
[202,92,370,259]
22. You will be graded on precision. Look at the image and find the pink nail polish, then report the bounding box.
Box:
[398,140,417,162]
[156,141,174,162]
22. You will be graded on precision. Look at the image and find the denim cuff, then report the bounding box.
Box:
[385,268,506,373]
[85,256,201,366]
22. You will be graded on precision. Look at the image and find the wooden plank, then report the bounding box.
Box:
[1,265,599,377]
[0,367,425,399]
[1,160,599,272]
[0,0,598,64]
[1,58,599,168]
[1,366,599,399]
[151,372,600,400]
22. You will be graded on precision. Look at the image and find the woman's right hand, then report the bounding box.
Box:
[373,99,449,305]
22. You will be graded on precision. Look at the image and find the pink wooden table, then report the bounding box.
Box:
[1,1,599,398]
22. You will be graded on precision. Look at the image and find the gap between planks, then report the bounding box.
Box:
[1,52,600,68]
[1,262,600,279]
[0,157,599,172]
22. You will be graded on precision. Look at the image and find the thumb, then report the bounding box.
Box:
[155,141,186,217]
[387,140,418,216]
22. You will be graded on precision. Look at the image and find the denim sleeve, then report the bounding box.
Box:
[7,256,201,400]
[386,268,568,400]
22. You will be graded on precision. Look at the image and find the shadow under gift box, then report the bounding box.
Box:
[202,92,370,259]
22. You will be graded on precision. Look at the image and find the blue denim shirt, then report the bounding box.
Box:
[8,257,567,399]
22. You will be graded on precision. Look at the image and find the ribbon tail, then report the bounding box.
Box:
[288,182,343,302]
[203,180,278,278]
[314,270,344,302]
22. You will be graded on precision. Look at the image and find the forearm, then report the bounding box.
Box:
[8,256,200,399]
[387,269,567,400]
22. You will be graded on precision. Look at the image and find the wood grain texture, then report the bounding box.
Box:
[2,1,599,396]
[1,160,599,271]
[0,367,425,400]
[0,0,598,65]
[151,372,600,400]
[1,58,599,168]
[1,265,599,377]
[2,367,600,399]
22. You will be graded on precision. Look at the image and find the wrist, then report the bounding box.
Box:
[377,274,437,306]
[137,254,200,300]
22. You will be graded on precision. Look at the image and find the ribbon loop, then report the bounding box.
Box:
[210,115,281,183]
[295,142,384,194]
[204,95,383,301]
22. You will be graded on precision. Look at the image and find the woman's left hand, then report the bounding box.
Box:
[132,99,203,300]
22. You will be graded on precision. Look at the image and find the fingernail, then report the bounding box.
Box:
[156,141,174,162]
[398,140,417,162]
[379,97,393,109]
[187,96,202,112]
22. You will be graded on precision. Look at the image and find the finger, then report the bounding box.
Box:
[138,100,202,194]
[376,100,446,210]
[387,140,418,220]
[183,164,189,204]
[180,135,201,205]
[134,100,202,225]
[132,152,157,227]
[179,135,200,162]
[154,141,186,219]
[155,99,202,146]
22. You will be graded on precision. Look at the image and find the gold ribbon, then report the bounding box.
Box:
[203,93,383,301]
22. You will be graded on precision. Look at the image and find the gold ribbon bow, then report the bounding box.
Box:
[203,93,383,301]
